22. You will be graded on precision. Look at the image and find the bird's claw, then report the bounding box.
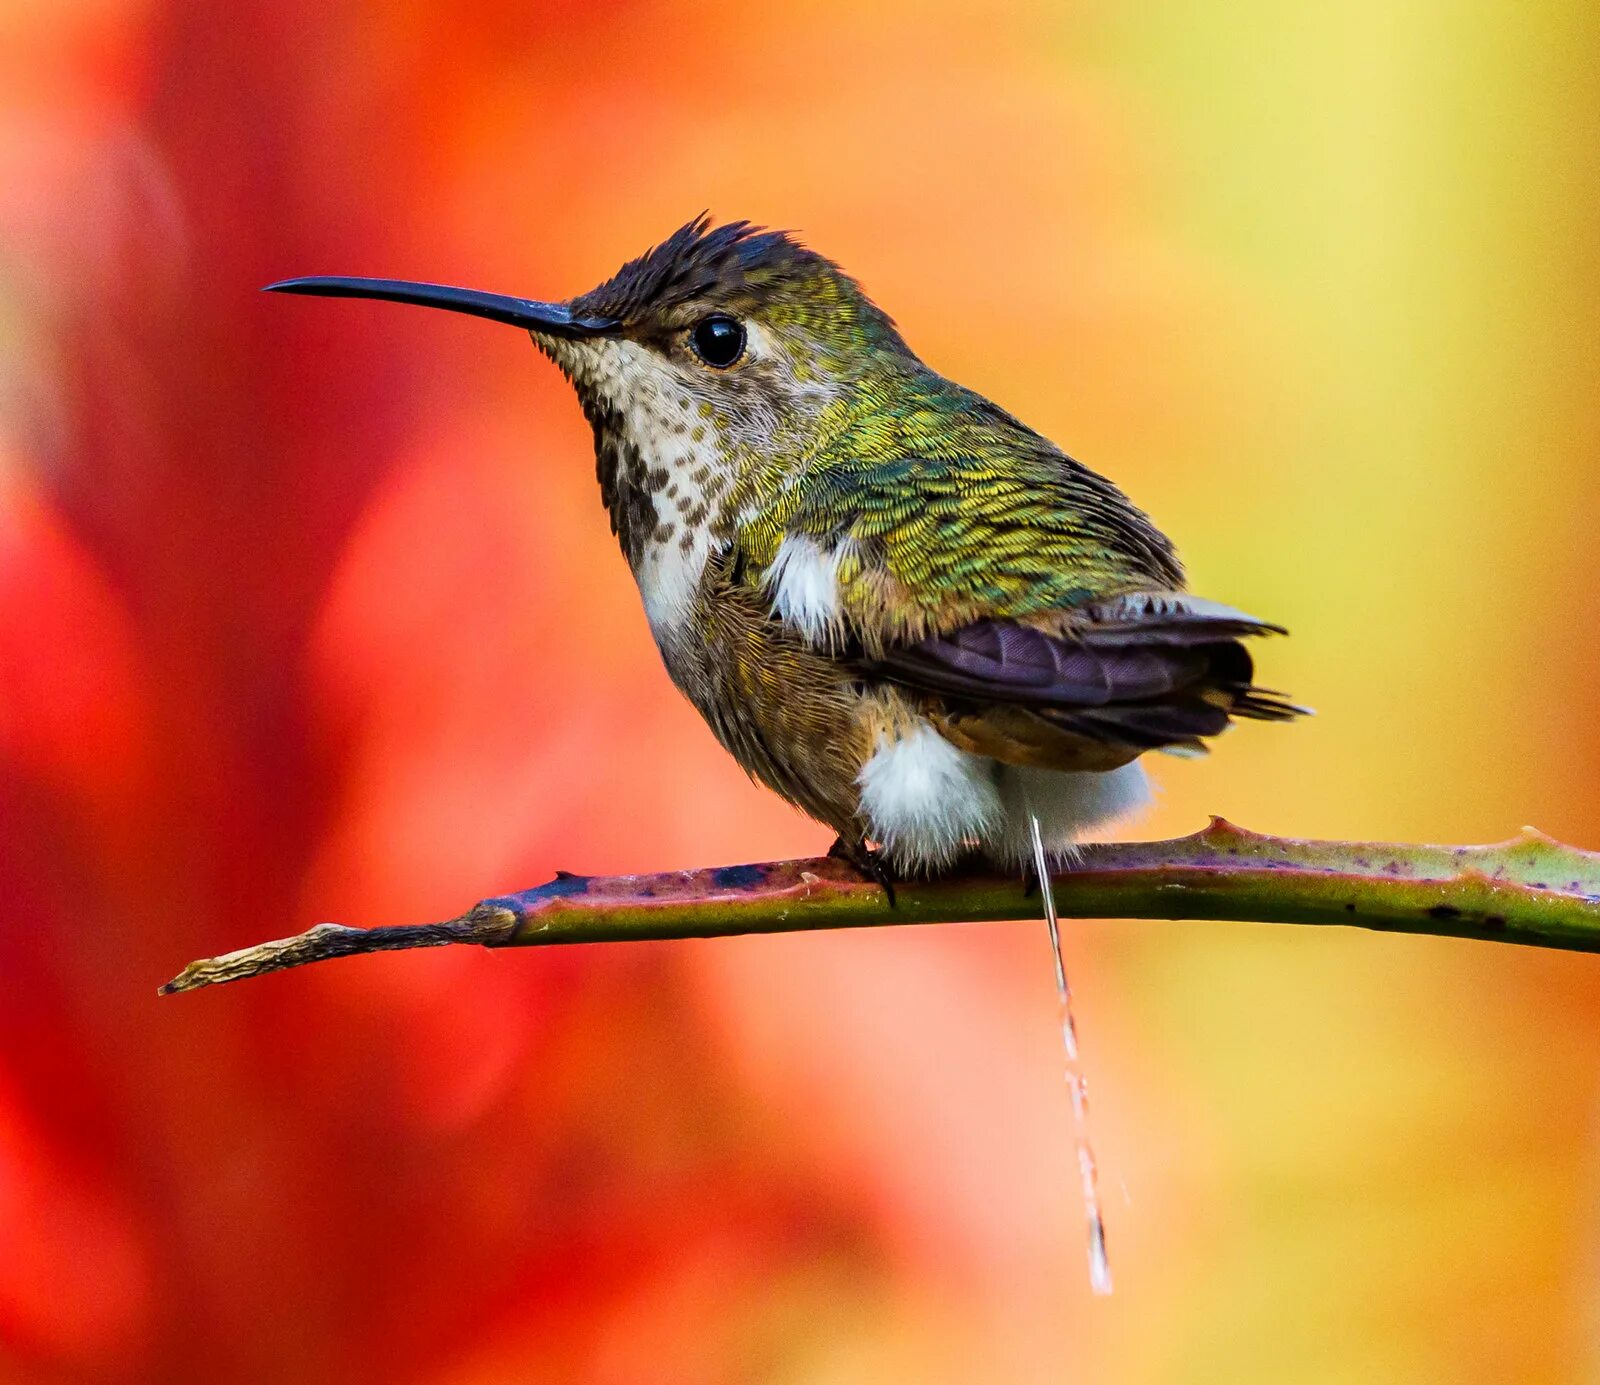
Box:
[828,836,898,908]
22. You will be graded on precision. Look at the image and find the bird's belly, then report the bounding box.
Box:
[652,571,1153,872]
[658,589,875,836]
[666,617,1151,870]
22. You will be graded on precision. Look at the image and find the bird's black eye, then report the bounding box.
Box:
[690,314,745,368]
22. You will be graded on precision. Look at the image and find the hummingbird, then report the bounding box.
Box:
[267,216,1302,894]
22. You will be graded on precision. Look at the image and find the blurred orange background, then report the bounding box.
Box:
[5,2,1600,1381]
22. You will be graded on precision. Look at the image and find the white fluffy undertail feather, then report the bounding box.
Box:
[856,723,1001,872]
[858,726,1152,874]
[986,762,1151,868]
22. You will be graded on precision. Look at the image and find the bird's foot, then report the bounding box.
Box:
[828,836,898,908]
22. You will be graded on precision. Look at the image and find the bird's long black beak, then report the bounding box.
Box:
[262,276,620,337]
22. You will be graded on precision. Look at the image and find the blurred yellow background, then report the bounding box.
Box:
[4,1,1600,1381]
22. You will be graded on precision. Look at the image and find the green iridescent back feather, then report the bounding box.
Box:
[737,362,1184,650]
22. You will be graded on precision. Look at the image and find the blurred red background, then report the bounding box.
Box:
[5,2,1600,1381]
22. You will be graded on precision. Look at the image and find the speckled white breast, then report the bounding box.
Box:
[545,336,724,647]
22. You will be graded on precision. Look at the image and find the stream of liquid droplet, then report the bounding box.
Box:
[1029,811,1113,1295]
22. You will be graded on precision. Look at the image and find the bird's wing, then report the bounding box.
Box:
[863,594,1303,761]
[742,443,1184,647]
[739,437,1301,763]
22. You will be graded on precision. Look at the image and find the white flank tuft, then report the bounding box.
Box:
[1159,593,1265,623]
[765,534,848,644]
[857,722,1001,871]
[1094,591,1269,626]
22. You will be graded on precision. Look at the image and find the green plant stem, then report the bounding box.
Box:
[160,818,1600,995]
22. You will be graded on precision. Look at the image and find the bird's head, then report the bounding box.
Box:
[268,217,912,503]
